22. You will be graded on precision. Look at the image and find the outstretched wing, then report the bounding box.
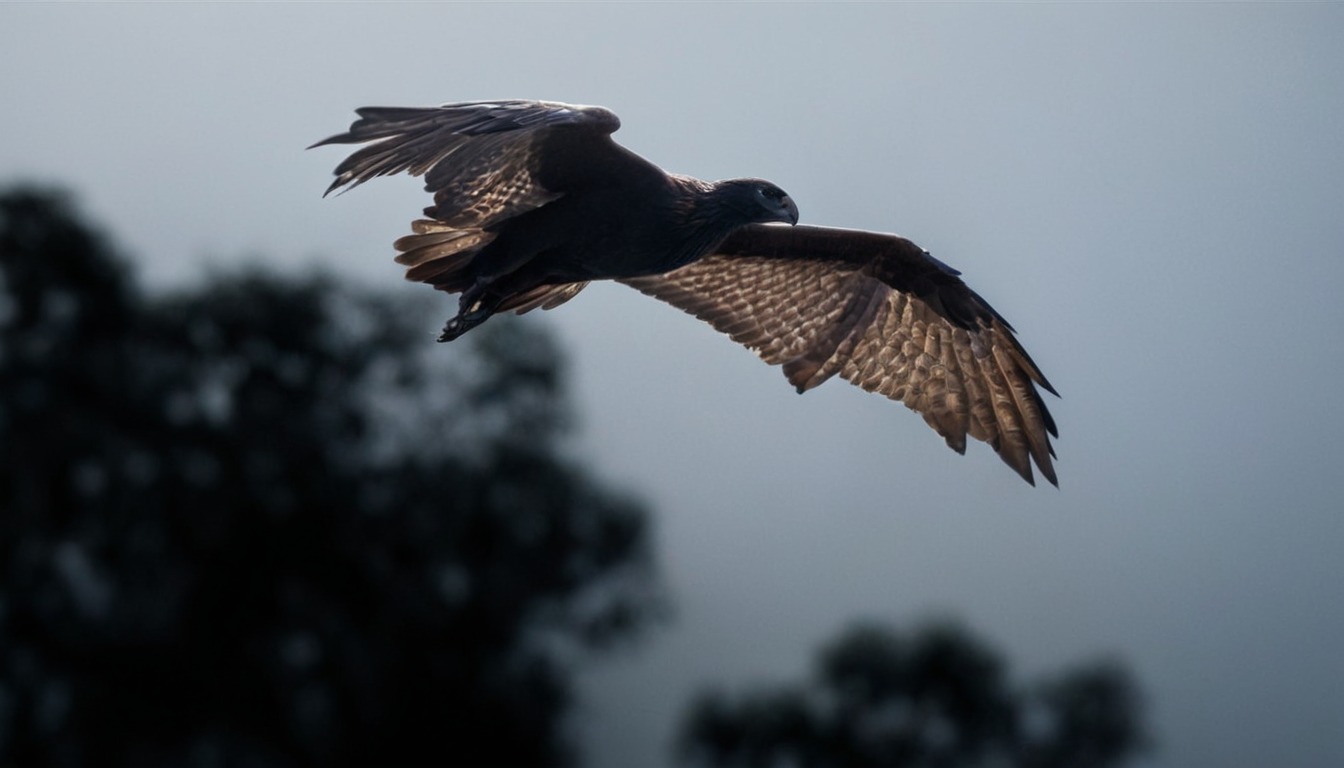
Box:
[311,100,623,212]
[619,224,1059,486]
[311,100,651,306]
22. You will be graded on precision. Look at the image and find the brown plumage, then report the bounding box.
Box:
[313,100,1059,485]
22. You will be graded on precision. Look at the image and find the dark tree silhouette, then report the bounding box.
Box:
[679,621,1146,768]
[1017,661,1146,768]
[0,186,664,767]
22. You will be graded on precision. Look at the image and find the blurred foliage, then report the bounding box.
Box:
[0,186,664,767]
[679,621,1147,768]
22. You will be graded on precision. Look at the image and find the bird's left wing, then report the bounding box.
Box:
[618,224,1059,486]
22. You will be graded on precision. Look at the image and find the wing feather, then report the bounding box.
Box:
[495,282,590,314]
[312,100,628,294]
[620,224,1059,485]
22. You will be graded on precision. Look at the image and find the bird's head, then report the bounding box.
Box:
[716,178,800,226]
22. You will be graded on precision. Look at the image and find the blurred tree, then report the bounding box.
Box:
[0,186,663,767]
[679,621,1146,768]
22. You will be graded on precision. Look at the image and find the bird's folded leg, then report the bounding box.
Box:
[438,283,499,342]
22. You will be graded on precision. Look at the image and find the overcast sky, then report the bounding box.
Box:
[4,4,1342,767]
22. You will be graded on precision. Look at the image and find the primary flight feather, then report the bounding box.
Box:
[312,100,1059,486]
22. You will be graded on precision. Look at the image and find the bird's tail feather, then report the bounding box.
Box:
[394,219,495,291]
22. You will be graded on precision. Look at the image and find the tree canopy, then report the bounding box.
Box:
[0,186,663,767]
[679,621,1147,768]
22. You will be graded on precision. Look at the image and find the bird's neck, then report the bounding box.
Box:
[672,177,757,253]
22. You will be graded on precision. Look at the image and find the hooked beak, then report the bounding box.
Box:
[780,195,799,225]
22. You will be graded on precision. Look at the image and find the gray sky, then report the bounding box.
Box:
[4,4,1342,767]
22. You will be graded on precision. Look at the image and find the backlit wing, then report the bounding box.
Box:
[620,224,1059,486]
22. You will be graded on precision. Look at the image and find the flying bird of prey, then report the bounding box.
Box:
[312,100,1059,485]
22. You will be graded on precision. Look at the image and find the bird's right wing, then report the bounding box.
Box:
[619,224,1059,486]
[312,100,620,213]
[311,101,645,300]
